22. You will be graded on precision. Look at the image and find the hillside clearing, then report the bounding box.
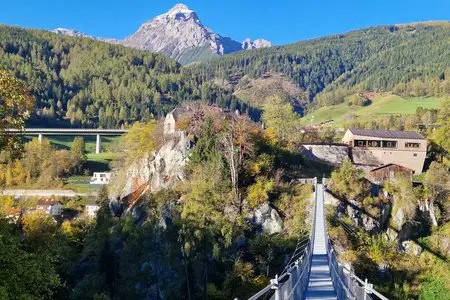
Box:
[304,95,444,125]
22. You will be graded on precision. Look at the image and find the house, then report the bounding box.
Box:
[85,201,100,217]
[36,199,63,216]
[367,164,414,184]
[90,172,111,185]
[342,129,427,174]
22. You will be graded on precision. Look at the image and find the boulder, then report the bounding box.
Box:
[324,190,340,206]
[249,203,283,234]
[384,228,398,242]
[401,240,423,256]
[362,214,378,232]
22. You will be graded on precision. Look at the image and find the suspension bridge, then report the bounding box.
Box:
[248,180,389,300]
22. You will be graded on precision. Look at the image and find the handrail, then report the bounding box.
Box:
[247,177,318,300]
[322,180,389,300]
[247,178,389,300]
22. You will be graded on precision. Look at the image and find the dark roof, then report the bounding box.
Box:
[301,142,348,147]
[348,129,425,140]
[36,199,62,206]
[369,163,413,172]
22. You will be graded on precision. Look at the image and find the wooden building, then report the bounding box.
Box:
[367,164,413,184]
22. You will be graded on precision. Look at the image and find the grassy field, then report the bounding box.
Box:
[64,153,122,193]
[23,135,122,153]
[86,152,121,172]
[304,95,444,126]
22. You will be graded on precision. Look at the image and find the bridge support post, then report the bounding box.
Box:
[38,133,43,143]
[96,134,101,154]
[270,275,282,300]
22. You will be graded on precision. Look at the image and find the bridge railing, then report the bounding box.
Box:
[248,178,318,300]
[323,180,389,300]
[325,238,389,300]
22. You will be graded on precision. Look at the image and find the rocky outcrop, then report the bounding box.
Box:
[242,38,272,50]
[248,204,283,234]
[324,190,340,206]
[401,241,423,256]
[111,132,191,202]
[51,28,92,38]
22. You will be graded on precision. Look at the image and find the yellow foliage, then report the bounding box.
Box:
[123,121,158,159]
[263,127,278,146]
[247,153,274,177]
[246,177,274,208]
[22,210,57,244]
[60,220,73,235]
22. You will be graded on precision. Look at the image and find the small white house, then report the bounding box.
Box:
[85,201,100,218]
[90,172,111,185]
[36,199,63,216]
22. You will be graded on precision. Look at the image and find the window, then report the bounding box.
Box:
[405,142,420,148]
[413,153,417,157]
[356,140,366,147]
[382,141,397,148]
[371,141,380,147]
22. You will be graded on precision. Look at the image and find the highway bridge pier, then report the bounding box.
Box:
[5,128,128,154]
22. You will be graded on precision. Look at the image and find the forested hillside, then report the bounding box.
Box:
[0,25,244,128]
[188,22,450,109]
[1,22,450,128]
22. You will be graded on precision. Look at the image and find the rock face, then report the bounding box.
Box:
[248,203,283,234]
[51,28,92,38]
[242,38,272,50]
[122,3,244,64]
[113,132,191,201]
[51,4,271,65]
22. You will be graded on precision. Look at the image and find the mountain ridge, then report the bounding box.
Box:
[51,3,272,65]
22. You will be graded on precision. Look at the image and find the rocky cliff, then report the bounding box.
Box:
[242,38,272,50]
[51,28,92,38]
[51,3,271,65]
[122,4,271,64]
[110,132,191,210]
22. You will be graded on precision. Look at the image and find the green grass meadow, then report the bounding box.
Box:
[23,135,122,153]
[21,135,123,193]
[304,95,444,126]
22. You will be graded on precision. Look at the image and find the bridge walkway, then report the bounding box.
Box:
[248,179,389,300]
[304,183,337,299]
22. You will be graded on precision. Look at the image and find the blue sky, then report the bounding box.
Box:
[1,0,449,45]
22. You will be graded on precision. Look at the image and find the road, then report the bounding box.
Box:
[1,189,96,198]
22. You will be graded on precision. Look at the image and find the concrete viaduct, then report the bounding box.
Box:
[4,128,128,154]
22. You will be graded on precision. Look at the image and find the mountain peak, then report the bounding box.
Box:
[242,38,272,50]
[168,3,191,13]
[162,3,196,20]
[53,4,271,65]
[51,28,91,38]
